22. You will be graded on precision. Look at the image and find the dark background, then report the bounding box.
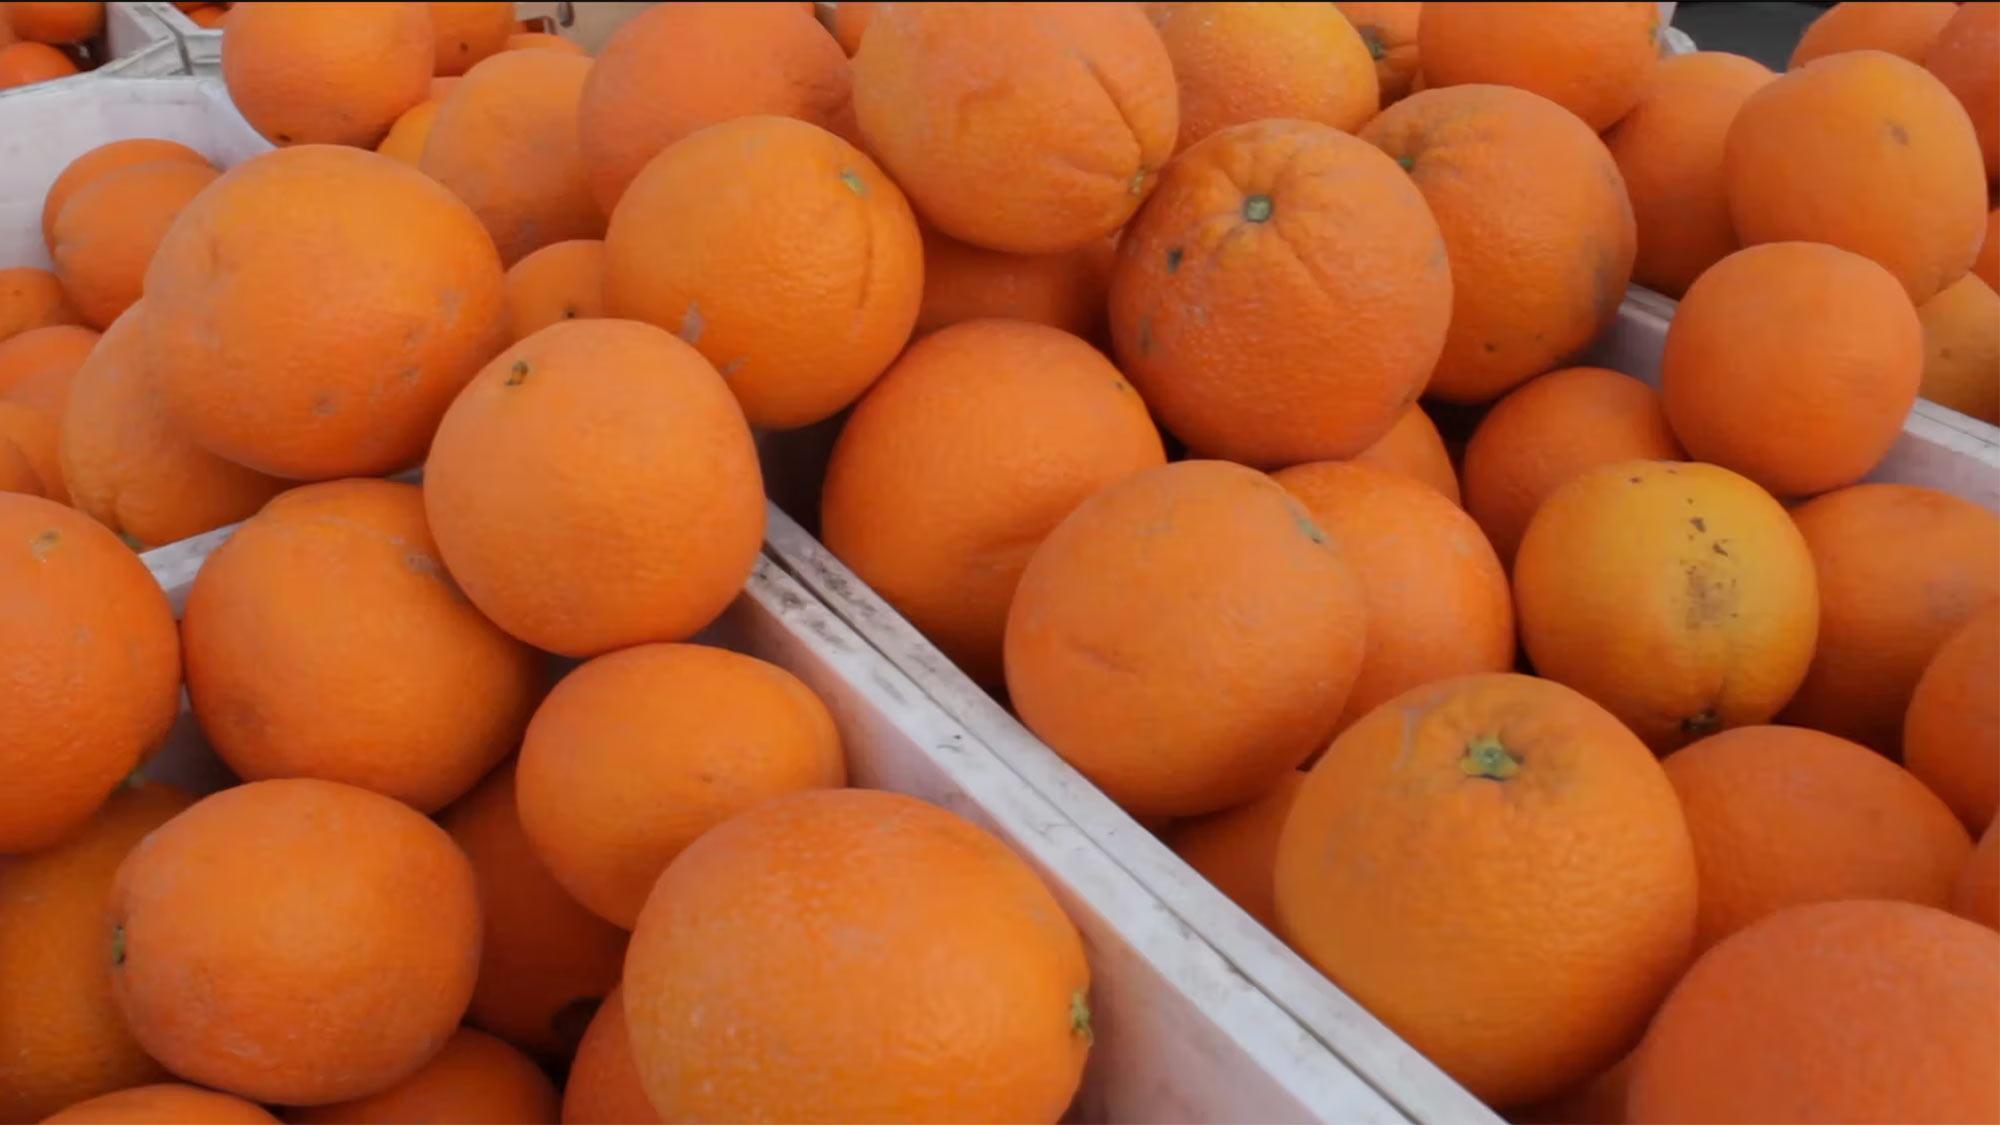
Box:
[1673,1,1827,70]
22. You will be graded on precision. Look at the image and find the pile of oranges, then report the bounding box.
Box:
[0,1,1996,1122]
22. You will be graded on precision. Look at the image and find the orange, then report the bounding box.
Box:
[374,98,440,166]
[1275,673,1698,1107]
[1110,118,1451,465]
[820,320,1166,686]
[422,319,765,657]
[183,5,224,30]
[1004,461,1367,818]
[1906,604,2000,832]
[0,782,191,1122]
[0,40,75,87]
[58,303,286,549]
[1145,2,1378,151]
[0,434,40,496]
[439,762,626,1062]
[1276,462,1514,731]
[1627,900,2000,1124]
[6,2,102,43]
[502,239,604,343]
[853,2,1178,254]
[0,495,179,854]
[428,73,460,100]
[517,643,845,928]
[1793,1,1959,67]
[577,2,852,216]
[1362,85,1636,403]
[221,2,432,147]
[1515,460,1820,752]
[1927,3,2000,179]
[422,49,601,266]
[0,321,96,418]
[1661,242,1922,497]
[0,266,81,342]
[0,400,68,503]
[1981,209,2000,291]
[110,778,482,1105]
[39,138,209,249]
[1605,51,1776,298]
[289,1027,560,1124]
[1418,2,1658,131]
[51,159,219,329]
[1916,272,2000,424]
[915,228,1116,341]
[1163,771,1305,930]
[506,31,585,56]
[624,788,1093,1122]
[562,987,659,1124]
[429,0,513,76]
[145,144,507,481]
[42,1085,277,1124]
[603,115,921,430]
[1349,404,1459,504]
[1781,483,2000,754]
[1955,823,2000,930]
[830,0,875,55]
[1334,2,1422,104]
[1726,50,1987,304]
[1665,725,1972,951]
[1462,367,1684,568]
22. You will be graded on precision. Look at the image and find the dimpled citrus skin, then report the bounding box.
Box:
[853,2,1178,254]
[603,115,921,430]
[1905,605,2000,833]
[1163,771,1305,930]
[623,788,1093,1123]
[503,239,604,343]
[144,145,506,481]
[1927,3,2000,179]
[562,986,659,1124]
[820,320,1166,687]
[428,1,514,76]
[1419,2,1659,131]
[1916,273,2000,424]
[51,160,219,330]
[42,1084,277,1124]
[1726,51,1987,304]
[39,139,209,250]
[1627,901,2000,1125]
[1350,404,1460,505]
[422,319,765,658]
[914,230,1117,340]
[289,1027,560,1125]
[1004,460,1367,818]
[1145,2,1379,150]
[1792,2,1959,67]
[221,2,432,148]
[109,779,483,1106]
[0,495,181,854]
[0,266,81,341]
[0,783,191,1122]
[1362,85,1636,404]
[1109,118,1451,466]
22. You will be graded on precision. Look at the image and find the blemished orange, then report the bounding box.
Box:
[374,98,440,166]
[181,480,543,812]
[1145,2,1378,151]
[562,987,659,1125]
[603,115,921,430]
[502,239,604,343]
[1781,483,2000,753]
[1927,3,2000,179]
[439,762,626,1062]
[145,144,507,481]
[1419,2,1658,131]
[58,303,287,550]
[110,778,483,1106]
[1515,460,1820,752]
[853,2,1178,254]
[289,1028,561,1125]
[1916,272,2000,424]
[1349,404,1460,505]
[51,159,219,329]
[915,229,1116,341]
[0,321,95,418]
[6,2,103,43]
[624,788,1093,1122]
[0,434,40,496]
[421,49,601,266]
[1163,772,1306,930]
[0,40,75,87]
[1275,462,1514,731]
[0,783,191,1123]
[41,1084,277,1124]
[1955,823,2000,930]
[0,266,81,342]
[1664,725,1972,951]
[1792,1,1959,66]
[1726,50,1987,304]
[1276,673,1698,1108]
[422,319,765,658]
[429,0,514,76]
[39,138,209,249]
[0,400,68,503]
[820,320,1166,686]
[506,31,585,56]
[1004,461,1367,818]
[1462,367,1685,568]
[1362,85,1636,403]
[517,643,846,929]
[0,495,179,854]
[830,0,874,54]
[1661,242,1922,497]
[1110,118,1451,465]
[1334,2,1422,104]
[1905,604,2000,833]
[577,1,852,216]
[221,2,432,147]
[1605,51,1776,298]
[1627,900,2000,1125]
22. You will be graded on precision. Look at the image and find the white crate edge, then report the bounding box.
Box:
[138,507,1407,1125]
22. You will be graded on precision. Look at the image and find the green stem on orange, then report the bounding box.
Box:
[1460,734,1520,781]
